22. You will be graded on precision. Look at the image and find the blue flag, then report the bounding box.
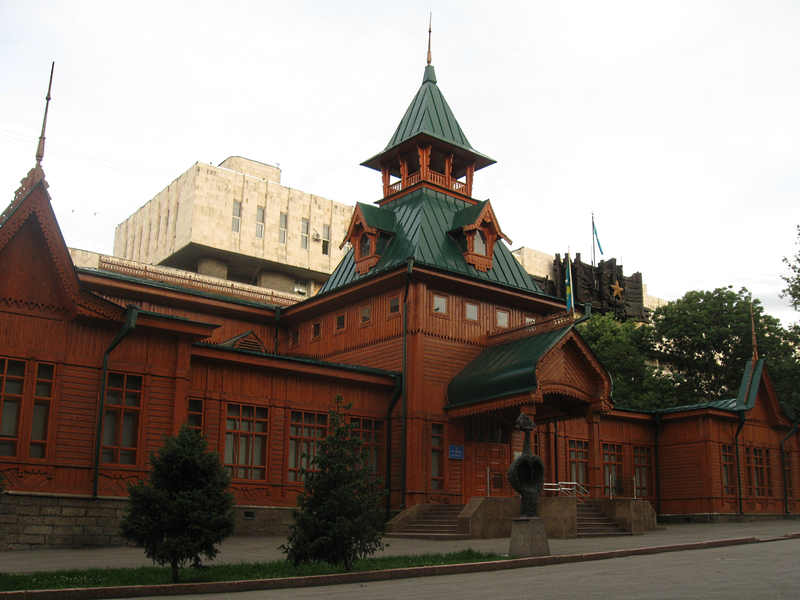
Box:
[593,220,604,256]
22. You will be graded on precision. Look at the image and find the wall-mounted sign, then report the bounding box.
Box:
[449,445,464,460]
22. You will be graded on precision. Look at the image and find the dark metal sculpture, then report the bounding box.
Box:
[507,413,545,518]
[548,253,649,322]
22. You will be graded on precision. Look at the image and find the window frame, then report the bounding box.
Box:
[568,439,589,486]
[322,224,331,256]
[255,206,265,239]
[350,417,385,480]
[633,446,653,498]
[360,304,371,325]
[101,372,143,466]
[279,212,288,244]
[232,201,242,233]
[301,218,309,250]
[432,294,448,316]
[464,302,479,322]
[602,442,623,497]
[495,309,510,329]
[187,398,204,434]
[287,410,328,483]
[388,295,401,317]
[721,444,736,496]
[224,403,269,481]
[335,313,347,334]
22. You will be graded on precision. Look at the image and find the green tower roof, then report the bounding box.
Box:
[361,65,495,172]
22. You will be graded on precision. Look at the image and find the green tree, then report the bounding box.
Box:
[280,395,386,571]
[652,287,800,417]
[578,313,691,410]
[781,225,800,311]
[120,424,236,583]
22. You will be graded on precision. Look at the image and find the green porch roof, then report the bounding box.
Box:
[361,65,495,172]
[447,326,573,408]
[320,187,543,295]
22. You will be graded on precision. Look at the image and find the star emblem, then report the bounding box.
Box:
[611,280,624,299]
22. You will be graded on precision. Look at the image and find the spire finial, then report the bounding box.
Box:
[35,62,55,168]
[427,13,432,65]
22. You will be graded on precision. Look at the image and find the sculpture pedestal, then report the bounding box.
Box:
[508,517,550,558]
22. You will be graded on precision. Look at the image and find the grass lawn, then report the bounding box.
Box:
[0,549,508,592]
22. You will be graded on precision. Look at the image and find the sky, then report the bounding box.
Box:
[1,1,799,326]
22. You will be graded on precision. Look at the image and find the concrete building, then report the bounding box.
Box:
[114,156,354,298]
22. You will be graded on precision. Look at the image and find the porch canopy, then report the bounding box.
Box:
[446,324,612,423]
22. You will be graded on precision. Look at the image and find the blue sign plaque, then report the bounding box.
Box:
[448,445,464,460]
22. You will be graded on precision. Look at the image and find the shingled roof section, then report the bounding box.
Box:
[320,187,543,295]
[361,65,495,172]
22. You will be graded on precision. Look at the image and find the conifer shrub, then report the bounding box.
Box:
[120,424,236,583]
[281,395,387,570]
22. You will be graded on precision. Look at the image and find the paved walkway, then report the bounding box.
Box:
[1,518,799,574]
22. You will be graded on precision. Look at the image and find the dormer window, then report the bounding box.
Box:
[360,233,372,257]
[341,203,396,275]
[450,200,510,273]
[473,229,487,256]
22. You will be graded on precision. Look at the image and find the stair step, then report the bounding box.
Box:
[385,532,471,541]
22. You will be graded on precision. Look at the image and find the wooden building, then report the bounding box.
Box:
[0,60,798,549]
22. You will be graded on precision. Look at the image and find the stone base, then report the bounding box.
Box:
[508,517,550,558]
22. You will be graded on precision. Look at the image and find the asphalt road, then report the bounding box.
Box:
[135,537,800,600]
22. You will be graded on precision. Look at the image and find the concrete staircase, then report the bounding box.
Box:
[385,504,470,540]
[577,502,631,537]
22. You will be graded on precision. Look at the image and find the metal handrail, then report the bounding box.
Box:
[543,481,590,503]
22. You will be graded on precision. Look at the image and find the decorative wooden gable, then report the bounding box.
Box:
[535,329,613,415]
[340,203,396,275]
[0,172,121,322]
[449,201,510,272]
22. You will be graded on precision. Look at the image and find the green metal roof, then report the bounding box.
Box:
[449,200,488,232]
[320,187,543,295]
[361,65,495,171]
[616,359,765,416]
[357,202,397,233]
[447,326,573,408]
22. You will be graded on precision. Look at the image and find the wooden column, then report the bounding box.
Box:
[399,155,408,190]
[586,411,602,499]
[445,154,453,190]
[381,164,391,197]
[465,163,475,197]
[418,144,431,182]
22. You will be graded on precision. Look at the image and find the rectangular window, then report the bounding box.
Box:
[633,446,653,498]
[568,439,588,485]
[312,322,321,339]
[433,295,447,314]
[101,372,143,465]
[290,329,300,345]
[525,316,536,325]
[294,280,308,296]
[0,358,25,457]
[351,417,384,477]
[336,313,346,331]
[28,363,54,459]
[465,302,478,321]
[602,443,623,496]
[431,423,445,490]
[322,224,331,256]
[279,212,287,244]
[225,404,268,480]
[722,444,735,496]
[255,206,265,239]
[301,218,309,250]
[232,201,241,233]
[746,447,772,497]
[389,296,401,315]
[187,398,204,433]
[496,309,509,328]
[288,411,327,482]
[361,305,371,324]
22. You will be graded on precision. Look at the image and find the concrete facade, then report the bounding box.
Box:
[114,156,354,297]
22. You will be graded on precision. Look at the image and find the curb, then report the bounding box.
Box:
[2,535,797,599]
